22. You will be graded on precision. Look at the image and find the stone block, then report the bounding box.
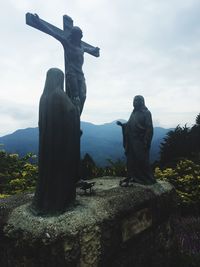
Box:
[0,177,177,267]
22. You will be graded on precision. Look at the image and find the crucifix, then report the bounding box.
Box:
[26,13,100,114]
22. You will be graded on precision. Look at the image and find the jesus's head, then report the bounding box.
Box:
[70,26,83,44]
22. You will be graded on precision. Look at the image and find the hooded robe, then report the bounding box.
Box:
[33,68,80,214]
[122,96,156,185]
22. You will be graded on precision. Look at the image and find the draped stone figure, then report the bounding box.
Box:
[32,68,80,214]
[117,95,156,186]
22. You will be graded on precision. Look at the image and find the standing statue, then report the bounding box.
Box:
[117,95,156,186]
[26,13,100,114]
[32,68,80,214]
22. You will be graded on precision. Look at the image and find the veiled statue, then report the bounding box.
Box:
[32,68,80,214]
[117,95,156,186]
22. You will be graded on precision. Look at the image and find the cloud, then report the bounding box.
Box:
[0,99,37,136]
[0,0,200,136]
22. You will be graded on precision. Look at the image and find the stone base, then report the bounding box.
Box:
[0,177,177,267]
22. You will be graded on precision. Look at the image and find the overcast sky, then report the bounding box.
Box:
[0,0,200,136]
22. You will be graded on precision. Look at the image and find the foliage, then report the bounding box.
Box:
[172,216,200,267]
[0,193,10,199]
[195,113,200,126]
[157,113,200,214]
[160,125,191,166]
[0,150,126,197]
[0,150,38,197]
[81,154,126,179]
[81,153,99,179]
[103,159,126,177]
[154,159,200,214]
[159,113,200,167]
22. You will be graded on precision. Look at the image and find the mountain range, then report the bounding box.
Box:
[0,121,170,166]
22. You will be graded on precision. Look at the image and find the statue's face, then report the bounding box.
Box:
[71,27,83,42]
[133,96,144,110]
[73,31,83,40]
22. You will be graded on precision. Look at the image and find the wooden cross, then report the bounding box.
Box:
[26,13,99,91]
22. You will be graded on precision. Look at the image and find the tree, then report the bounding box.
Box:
[81,153,97,179]
[104,159,126,177]
[159,125,191,166]
[159,113,200,167]
[195,113,200,126]
[190,113,200,161]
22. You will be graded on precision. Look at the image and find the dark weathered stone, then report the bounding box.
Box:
[117,95,156,185]
[0,178,177,267]
[32,68,80,214]
[0,193,33,227]
[0,193,33,267]
[26,13,99,114]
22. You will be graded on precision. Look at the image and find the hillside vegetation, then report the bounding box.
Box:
[0,114,199,215]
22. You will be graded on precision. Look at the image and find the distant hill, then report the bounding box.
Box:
[0,121,170,166]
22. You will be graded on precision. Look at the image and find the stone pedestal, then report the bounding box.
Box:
[0,177,177,267]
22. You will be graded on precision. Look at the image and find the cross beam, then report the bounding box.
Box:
[26,13,98,57]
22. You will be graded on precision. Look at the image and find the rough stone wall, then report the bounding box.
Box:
[0,177,177,267]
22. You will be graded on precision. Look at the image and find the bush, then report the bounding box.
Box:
[154,159,200,214]
[0,151,38,196]
[103,159,126,177]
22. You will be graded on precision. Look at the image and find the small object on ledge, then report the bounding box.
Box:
[119,177,134,187]
[76,180,95,194]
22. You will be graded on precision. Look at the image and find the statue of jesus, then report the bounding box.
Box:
[27,13,100,114]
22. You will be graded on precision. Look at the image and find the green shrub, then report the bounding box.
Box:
[0,151,38,196]
[103,159,126,177]
[155,159,200,214]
